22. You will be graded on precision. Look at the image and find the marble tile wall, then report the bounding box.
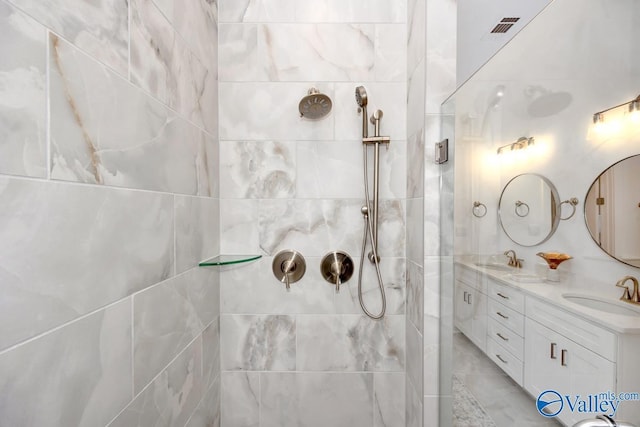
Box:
[218,0,408,425]
[0,1,220,426]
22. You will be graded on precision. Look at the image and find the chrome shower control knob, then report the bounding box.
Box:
[321,251,354,293]
[272,250,306,291]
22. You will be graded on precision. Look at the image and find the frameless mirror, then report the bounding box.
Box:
[498,173,560,246]
[584,155,640,268]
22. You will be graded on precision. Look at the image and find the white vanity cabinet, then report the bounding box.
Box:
[454,265,487,352]
[485,278,525,385]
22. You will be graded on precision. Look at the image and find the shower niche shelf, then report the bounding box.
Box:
[199,254,262,267]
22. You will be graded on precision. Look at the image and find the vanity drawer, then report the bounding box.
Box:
[488,279,524,313]
[487,337,523,386]
[487,317,524,360]
[488,299,524,336]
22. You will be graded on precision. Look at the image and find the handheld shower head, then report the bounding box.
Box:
[355,86,368,107]
[355,86,369,137]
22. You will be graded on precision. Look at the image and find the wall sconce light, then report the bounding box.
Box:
[497,136,535,155]
[592,94,640,123]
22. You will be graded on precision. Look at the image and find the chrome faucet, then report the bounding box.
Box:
[504,250,523,268]
[616,276,640,304]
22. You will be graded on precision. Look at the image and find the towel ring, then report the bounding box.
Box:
[515,200,530,217]
[560,197,579,220]
[472,201,487,218]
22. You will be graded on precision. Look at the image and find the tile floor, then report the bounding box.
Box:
[453,330,561,427]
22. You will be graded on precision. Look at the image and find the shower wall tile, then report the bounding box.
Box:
[0,176,174,351]
[406,376,423,427]
[133,268,219,392]
[0,1,47,178]
[50,35,217,196]
[219,0,296,23]
[130,0,217,132]
[186,375,221,427]
[407,59,426,139]
[406,321,423,397]
[334,82,407,141]
[110,336,203,427]
[296,140,407,200]
[424,256,440,318]
[258,198,405,257]
[219,24,259,81]
[221,256,336,314]
[0,299,131,427]
[407,0,426,75]
[221,314,296,371]
[221,372,260,427]
[374,373,406,427]
[219,198,260,254]
[406,260,424,333]
[407,198,424,264]
[294,0,407,24]
[175,196,220,273]
[375,25,407,82]
[260,372,375,427]
[423,314,440,396]
[6,0,128,75]
[220,140,296,199]
[334,257,406,315]
[259,24,375,82]
[425,0,456,114]
[407,130,425,199]
[202,318,221,390]
[296,315,405,372]
[424,116,442,256]
[219,82,335,141]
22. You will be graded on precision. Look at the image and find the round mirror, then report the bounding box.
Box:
[498,173,560,246]
[584,155,640,268]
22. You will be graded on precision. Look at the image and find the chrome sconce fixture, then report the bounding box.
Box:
[497,136,535,155]
[592,94,640,123]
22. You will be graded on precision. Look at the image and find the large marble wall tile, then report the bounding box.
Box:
[0,177,174,351]
[374,373,405,427]
[424,116,442,256]
[0,299,131,427]
[406,375,423,427]
[133,268,218,392]
[219,0,296,23]
[259,24,375,82]
[257,199,405,257]
[334,82,407,141]
[334,257,406,316]
[219,24,259,81]
[219,199,260,254]
[406,260,424,333]
[220,140,296,198]
[406,320,423,397]
[176,196,220,273]
[296,140,406,200]
[202,318,221,390]
[425,0,456,114]
[407,0,426,75]
[49,35,216,196]
[406,198,424,264]
[297,315,404,372]
[423,314,440,396]
[260,372,375,427]
[219,82,335,141]
[186,375,221,427]
[407,59,426,139]
[295,0,407,23]
[406,130,425,199]
[130,0,217,133]
[110,337,203,427]
[0,1,47,178]
[221,315,296,371]
[221,372,260,427]
[7,0,128,75]
[221,256,335,314]
[375,24,407,82]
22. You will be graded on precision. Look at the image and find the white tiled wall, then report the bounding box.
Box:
[0,0,220,425]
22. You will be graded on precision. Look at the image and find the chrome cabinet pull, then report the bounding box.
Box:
[468,294,472,305]
[550,343,557,359]
[463,291,468,303]
[497,292,509,300]
[561,349,568,366]
[496,311,508,319]
[496,354,508,364]
[496,333,509,341]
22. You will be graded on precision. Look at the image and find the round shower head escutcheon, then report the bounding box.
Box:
[299,87,332,120]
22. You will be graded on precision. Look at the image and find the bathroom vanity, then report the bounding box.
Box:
[454,262,640,426]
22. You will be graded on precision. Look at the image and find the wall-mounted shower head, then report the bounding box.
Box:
[355,86,368,107]
[299,87,332,120]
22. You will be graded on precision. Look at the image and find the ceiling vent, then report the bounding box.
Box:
[490,17,521,34]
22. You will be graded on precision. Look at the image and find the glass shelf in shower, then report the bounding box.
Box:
[198,254,262,267]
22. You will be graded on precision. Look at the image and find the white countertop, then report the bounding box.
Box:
[456,260,640,334]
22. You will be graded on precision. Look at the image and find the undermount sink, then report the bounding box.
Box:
[562,293,640,316]
[507,273,542,283]
[473,262,513,272]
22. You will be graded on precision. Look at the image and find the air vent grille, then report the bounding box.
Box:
[490,17,521,34]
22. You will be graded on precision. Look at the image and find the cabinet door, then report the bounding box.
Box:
[468,289,487,352]
[454,281,471,335]
[524,318,564,401]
